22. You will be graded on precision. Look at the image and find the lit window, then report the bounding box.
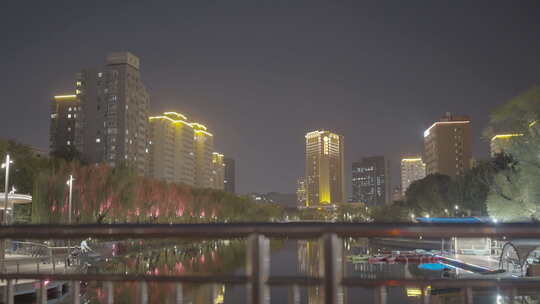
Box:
[76,81,82,86]
[75,89,81,94]
[96,138,101,143]
[98,72,103,78]
[67,127,71,132]
[51,113,57,119]
[68,107,72,111]
[67,140,71,146]
[67,114,72,118]
[74,114,77,118]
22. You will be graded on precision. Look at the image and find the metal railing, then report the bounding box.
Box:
[0,222,540,304]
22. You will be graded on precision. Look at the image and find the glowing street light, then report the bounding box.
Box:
[454,205,459,210]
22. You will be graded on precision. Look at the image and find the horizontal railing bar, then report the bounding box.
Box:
[1,273,540,288]
[1,223,540,239]
[0,273,249,284]
[341,278,540,288]
[266,276,322,286]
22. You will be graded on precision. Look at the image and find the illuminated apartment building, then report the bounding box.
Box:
[211,152,225,190]
[305,130,345,206]
[193,123,214,188]
[490,134,523,156]
[148,112,195,186]
[76,52,150,175]
[49,94,83,154]
[400,157,426,195]
[352,156,390,206]
[424,113,472,177]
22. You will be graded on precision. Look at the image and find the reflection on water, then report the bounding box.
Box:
[66,238,540,303]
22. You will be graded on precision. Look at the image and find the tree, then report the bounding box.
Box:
[484,85,540,221]
[0,139,49,194]
[405,174,453,217]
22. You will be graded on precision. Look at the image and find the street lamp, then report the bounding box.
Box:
[66,175,74,225]
[2,154,13,225]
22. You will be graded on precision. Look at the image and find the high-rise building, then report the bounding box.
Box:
[296,177,306,207]
[148,112,195,186]
[193,123,214,188]
[351,156,390,206]
[490,134,523,157]
[305,130,345,206]
[49,94,83,154]
[211,152,225,190]
[76,52,150,175]
[223,157,236,193]
[400,157,426,195]
[424,113,472,177]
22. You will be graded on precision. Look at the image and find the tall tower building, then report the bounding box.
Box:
[424,113,472,177]
[49,94,83,155]
[77,52,150,175]
[211,152,225,190]
[400,157,426,195]
[351,156,390,206]
[193,123,214,188]
[305,130,345,206]
[148,112,195,186]
[223,157,236,193]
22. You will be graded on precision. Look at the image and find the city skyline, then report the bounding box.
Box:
[1,2,539,194]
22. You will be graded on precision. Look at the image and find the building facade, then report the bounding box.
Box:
[148,112,195,186]
[223,157,236,193]
[211,152,225,190]
[193,123,214,188]
[400,157,426,195]
[424,113,472,177]
[49,94,83,155]
[305,130,345,206]
[76,52,150,175]
[351,156,390,206]
[296,177,306,207]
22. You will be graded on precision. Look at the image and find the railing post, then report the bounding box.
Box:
[105,281,114,304]
[140,281,148,304]
[6,279,14,304]
[288,284,300,304]
[374,286,387,304]
[319,233,343,304]
[38,280,48,304]
[246,233,270,304]
[175,283,183,304]
[72,281,80,304]
[462,287,473,304]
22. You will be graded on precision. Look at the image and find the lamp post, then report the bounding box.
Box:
[67,175,74,225]
[66,175,74,268]
[1,154,13,272]
[2,154,13,225]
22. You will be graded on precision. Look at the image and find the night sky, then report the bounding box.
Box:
[1,1,539,195]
